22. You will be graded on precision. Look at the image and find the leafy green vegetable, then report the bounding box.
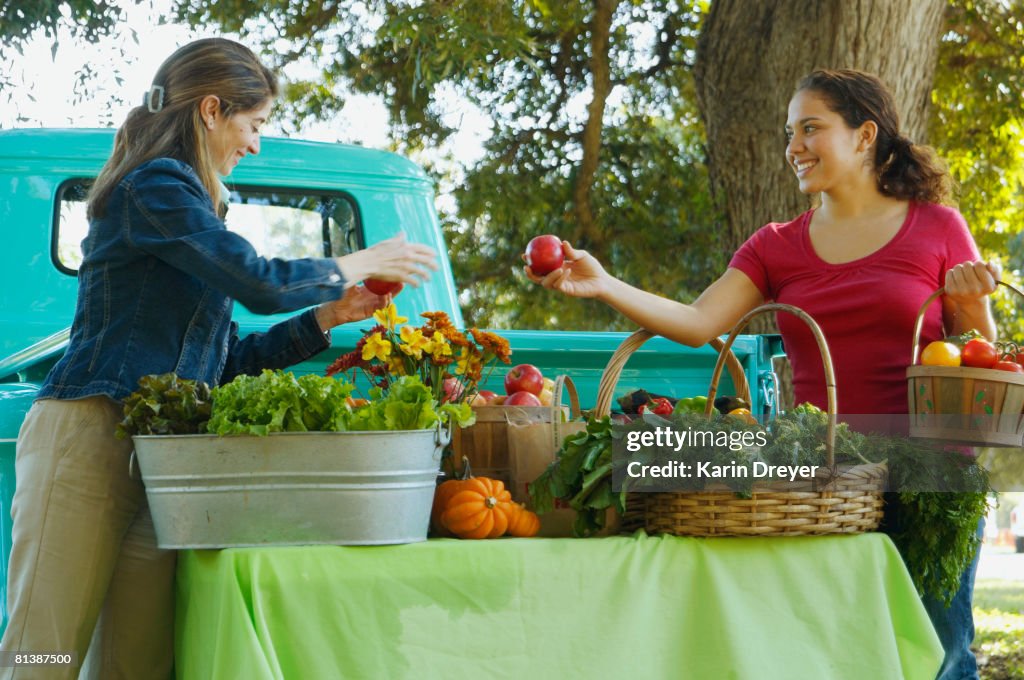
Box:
[343,376,474,432]
[115,373,212,438]
[529,417,623,537]
[207,370,355,435]
[206,371,475,435]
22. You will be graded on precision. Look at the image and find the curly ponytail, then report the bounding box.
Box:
[797,69,955,205]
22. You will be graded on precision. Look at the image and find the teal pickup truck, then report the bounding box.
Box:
[0,128,782,627]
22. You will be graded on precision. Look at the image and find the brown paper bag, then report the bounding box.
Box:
[506,375,587,537]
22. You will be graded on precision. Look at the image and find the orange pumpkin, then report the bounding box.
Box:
[430,478,471,537]
[441,477,514,539]
[506,503,541,538]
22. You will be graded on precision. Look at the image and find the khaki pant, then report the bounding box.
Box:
[0,397,175,680]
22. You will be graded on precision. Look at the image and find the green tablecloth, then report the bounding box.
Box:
[175,532,942,680]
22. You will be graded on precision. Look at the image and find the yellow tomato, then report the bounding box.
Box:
[920,341,961,367]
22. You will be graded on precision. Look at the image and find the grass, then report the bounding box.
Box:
[974,579,1024,680]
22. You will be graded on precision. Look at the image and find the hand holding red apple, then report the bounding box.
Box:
[524,235,565,276]
[363,278,404,296]
[522,240,611,300]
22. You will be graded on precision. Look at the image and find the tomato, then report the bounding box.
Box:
[920,341,961,367]
[992,361,1024,373]
[649,398,674,415]
[363,278,404,296]
[960,338,998,368]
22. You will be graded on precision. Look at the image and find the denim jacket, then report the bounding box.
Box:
[40,158,347,402]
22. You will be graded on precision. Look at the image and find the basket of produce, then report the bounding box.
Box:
[907,281,1024,446]
[597,303,886,537]
[450,367,578,490]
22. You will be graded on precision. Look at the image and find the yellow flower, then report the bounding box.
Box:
[373,303,408,331]
[387,355,407,376]
[454,346,483,380]
[430,332,452,361]
[361,332,392,362]
[399,326,432,360]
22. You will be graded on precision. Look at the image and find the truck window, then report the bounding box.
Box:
[53,181,361,274]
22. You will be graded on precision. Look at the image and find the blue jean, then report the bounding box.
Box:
[922,517,983,680]
[883,495,982,680]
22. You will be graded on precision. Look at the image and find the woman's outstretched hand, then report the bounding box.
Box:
[523,241,611,299]
[315,285,389,331]
[335,233,439,288]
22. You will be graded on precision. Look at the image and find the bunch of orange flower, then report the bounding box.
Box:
[325,304,512,405]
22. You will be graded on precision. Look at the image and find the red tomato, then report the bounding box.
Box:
[364,278,404,296]
[992,360,1024,373]
[960,338,998,368]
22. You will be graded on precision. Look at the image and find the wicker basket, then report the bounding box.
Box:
[907,281,1024,447]
[597,304,886,537]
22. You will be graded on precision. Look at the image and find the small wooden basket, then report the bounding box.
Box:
[907,281,1024,447]
[597,304,886,537]
[450,375,581,489]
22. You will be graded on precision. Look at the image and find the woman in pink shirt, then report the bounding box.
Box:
[529,69,996,680]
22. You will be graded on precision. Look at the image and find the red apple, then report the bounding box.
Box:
[525,235,565,276]
[504,364,544,395]
[469,390,498,407]
[442,377,465,403]
[505,391,543,406]
[364,278,404,296]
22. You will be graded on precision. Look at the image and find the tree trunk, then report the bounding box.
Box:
[694,0,945,406]
[572,0,618,250]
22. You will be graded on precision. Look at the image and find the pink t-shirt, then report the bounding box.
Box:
[729,202,980,415]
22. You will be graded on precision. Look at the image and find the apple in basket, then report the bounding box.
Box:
[470,390,499,406]
[505,391,543,407]
[504,364,544,396]
[537,377,555,406]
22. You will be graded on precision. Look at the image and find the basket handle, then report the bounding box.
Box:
[909,280,1024,365]
[593,330,751,418]
[552,374,581,449]
[711,303,836,465]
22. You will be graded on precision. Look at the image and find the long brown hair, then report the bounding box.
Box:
[87,38,278,218]
[797,69,955,205]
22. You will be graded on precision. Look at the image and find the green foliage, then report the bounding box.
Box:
[0,0,124,47]
[116,373,213,437]
[932,0,1024,342]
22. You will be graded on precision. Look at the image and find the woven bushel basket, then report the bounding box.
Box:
[597,303,885,537]
[906,281,1024,447]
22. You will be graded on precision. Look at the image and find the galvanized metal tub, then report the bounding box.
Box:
[132,428,448,548]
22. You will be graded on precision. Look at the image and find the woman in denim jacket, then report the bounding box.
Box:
[0,38,437,679]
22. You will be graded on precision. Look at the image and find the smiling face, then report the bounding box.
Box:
[785,89,875,196]
[205,98,272,176]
